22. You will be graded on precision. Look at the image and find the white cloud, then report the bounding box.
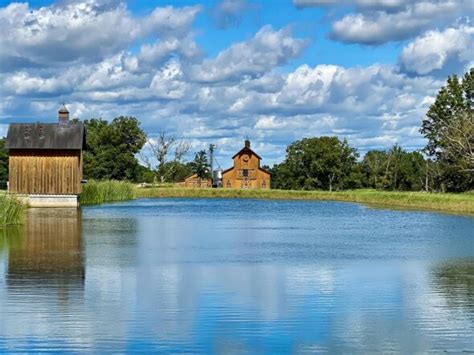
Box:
[294,0,410,11]
[330,1,469,44]
[295,0,473,45]
[0,0,464,164]
[211,0,252,29]
[190,25,308,83]
[399,25,474,75]
[0,1,200,69]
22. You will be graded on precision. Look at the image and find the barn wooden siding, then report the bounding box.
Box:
[177,174,212,188]
[9,149,83,195]
[222,142,271,189]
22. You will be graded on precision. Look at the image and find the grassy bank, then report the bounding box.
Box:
[134,187,474,215]
[0,194,26,226]
[81,180,134,205]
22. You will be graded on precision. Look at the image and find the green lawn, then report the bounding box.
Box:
[134,187,474,215]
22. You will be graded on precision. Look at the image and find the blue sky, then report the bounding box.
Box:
[0,0,472,165]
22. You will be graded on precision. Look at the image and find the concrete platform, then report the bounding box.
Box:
[16,194,79,208]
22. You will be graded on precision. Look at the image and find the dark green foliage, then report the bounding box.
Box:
[421,68,474,191]
[83,117,146,182]
[190,150,211,179]
[361,150,389,189]
[162,161,194,182]
[0,138,8,190]
[272,140,428,192]
[422,73,468,156]
[272,136,358,191]
[361,146,425,191]
[136,164,156,184]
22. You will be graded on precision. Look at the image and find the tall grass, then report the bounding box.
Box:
[81,180,134,205]
[134,187,474,215]
[0,194,26,226]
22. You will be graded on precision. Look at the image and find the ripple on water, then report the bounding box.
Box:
[0,199,473,353]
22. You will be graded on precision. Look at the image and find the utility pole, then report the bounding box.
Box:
[209,144,216,186]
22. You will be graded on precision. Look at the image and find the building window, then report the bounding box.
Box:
[262,180,266,188]
[242,169,249,177]
[226,180,231,188]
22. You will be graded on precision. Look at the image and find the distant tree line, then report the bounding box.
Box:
[0,68,471,192]
[270,68,473,192]
[78,118,210,183]
[270,140,433,192]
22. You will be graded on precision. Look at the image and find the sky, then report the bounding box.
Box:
[0,0,473,166]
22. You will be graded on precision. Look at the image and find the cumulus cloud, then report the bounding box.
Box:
[294,0,410,11]
[399,25,474,76]
[211,0,253,29]
[295,0,473,45]
[331,1,470,44]
[190,25,308,83]
[0,1,200,69]
[0,0,464,163]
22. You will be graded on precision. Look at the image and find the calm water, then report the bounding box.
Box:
[0,198,473,353]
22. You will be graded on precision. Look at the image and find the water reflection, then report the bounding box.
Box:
[7,208,84,290]
[0,199,472,352]
[432,259,474,314]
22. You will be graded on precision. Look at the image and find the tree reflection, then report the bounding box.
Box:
[0,225,24,253]
[432,259,474,313]
[7,208,84,293]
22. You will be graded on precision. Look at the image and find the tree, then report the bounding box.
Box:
[145,132,190,183]
[362,150,388,189]
[422,70,471,156]
[421,68,473,191]
[362,146,426,191]
[272,136,358,191]
[0,138,8,189]
[190,150,211,180]
[83,116,146,181]
[438,109,474,173]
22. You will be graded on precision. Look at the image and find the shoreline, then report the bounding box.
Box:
[134,187,474,216]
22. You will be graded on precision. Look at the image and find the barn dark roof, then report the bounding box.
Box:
[232,146,262,160]
[58,104,69,113]
[5,123,85,150]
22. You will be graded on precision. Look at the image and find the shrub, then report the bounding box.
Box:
[0,194,26,226]
[80,180,134,205]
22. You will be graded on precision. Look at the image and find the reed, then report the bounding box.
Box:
[80,180,134,205]
[134,187,474,215]
[0,194,26,226]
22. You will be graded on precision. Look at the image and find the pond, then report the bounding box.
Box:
[0,198,473,353]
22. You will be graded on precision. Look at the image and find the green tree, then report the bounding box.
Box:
[272,136,358,191]
[160,161,193,182]
[396,151,425,191]
[362,146,426,191]
[437,109,474,173]
[190,150,211,180]
[83,117,146,181]
[421,68,473,191]
[0,138,8,189]
[362,150,388,189]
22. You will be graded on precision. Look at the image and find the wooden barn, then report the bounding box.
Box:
[178,173,212,188]
[5,105,86,207]
[222,140,270,189]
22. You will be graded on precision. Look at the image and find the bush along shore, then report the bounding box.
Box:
[134,187,474,215]
[80,180,134,205]
[0,194,26,226]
